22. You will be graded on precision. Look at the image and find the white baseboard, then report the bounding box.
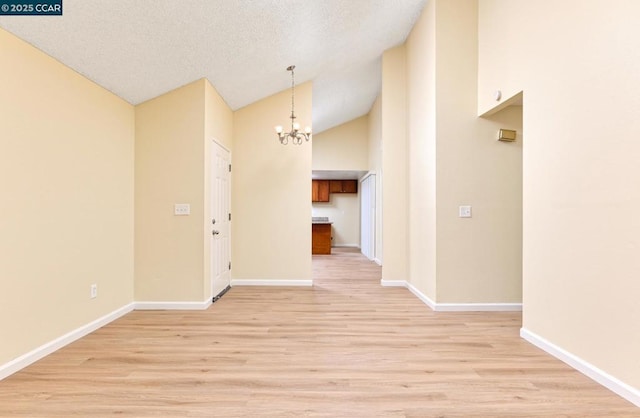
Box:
[434,302,522,312]
[231,279,313,287]
[373,258,382,266]
[405,281,437,310]
[0,303,134,381]
[381,280,435,310]
[134,300,212,310]
[332,244,360,248]
[380,279,406,287]
[381,280,521,312]
[521,328,640,407]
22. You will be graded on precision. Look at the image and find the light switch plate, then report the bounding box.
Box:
[174,203,190,215]
[459,205,472,218]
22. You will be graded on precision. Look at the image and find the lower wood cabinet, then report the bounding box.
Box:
[312,223,331,254]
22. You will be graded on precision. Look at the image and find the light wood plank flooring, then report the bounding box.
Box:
[0,249,638,417]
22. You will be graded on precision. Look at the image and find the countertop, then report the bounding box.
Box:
[312,217,332,225]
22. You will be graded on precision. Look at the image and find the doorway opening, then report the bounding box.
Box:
[311,170,368,256]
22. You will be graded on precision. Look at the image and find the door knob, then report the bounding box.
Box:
[212,230,220,235]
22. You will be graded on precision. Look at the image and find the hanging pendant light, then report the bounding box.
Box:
[274,65,311,145]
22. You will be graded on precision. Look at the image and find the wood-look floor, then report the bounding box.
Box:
[1,249,638,417]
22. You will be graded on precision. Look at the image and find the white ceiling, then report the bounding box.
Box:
[0,0,427,133]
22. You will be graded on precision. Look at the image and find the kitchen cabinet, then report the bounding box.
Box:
[312,179,357,202]
[312,223,332,254]
[329,180,358,194]
[312,180,330,202]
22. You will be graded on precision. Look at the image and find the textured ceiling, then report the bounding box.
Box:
[0,0,426,133]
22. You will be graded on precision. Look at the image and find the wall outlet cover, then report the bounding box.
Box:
[174,203,190,215]
[459,205,472,218]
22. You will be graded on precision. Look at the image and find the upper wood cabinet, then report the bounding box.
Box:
[329,180,358,194]
[312,180,330,202]
[312,179,357,202]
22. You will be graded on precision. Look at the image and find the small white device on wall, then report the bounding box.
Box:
[174,203,190,215]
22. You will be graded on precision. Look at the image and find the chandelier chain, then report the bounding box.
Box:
[291,67,295,126]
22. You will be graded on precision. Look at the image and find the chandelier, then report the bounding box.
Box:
[274,65,312,145]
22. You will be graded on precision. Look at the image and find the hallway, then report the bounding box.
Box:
[0,251,637,417]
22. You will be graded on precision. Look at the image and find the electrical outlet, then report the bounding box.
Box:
[90,284,97,299]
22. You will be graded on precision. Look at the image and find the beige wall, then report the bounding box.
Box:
[434,0,522,303]
[381,46,409,281]
[401,0,523,305]
[0,29,134,364]
[134,80,207,302]
[205,81,233,152]
[368,97,383,178]
[368,96,383,263]
[406,0,437,297]
[4,1,636,398]
[479,0,640,389]
[312,115,368,249]
[312,194,360,247]
[477,0,525,116]
[232,83,313,281]
[312,115,369,171]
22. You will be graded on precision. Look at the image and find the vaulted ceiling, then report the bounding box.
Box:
[0,0,426,133]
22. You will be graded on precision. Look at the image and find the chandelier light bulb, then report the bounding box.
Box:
[293,122,300,131]
[305,126,311,134]
[275,125,283,133]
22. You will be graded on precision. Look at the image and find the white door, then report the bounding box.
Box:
[360,174,376,260]
[211,140,231,299]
